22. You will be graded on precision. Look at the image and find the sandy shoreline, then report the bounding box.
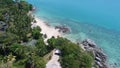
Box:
[31,16,62,41]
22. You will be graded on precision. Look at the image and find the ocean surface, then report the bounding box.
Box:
[27,0,120,68]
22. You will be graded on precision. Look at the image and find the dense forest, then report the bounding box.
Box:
[0,0,94,68]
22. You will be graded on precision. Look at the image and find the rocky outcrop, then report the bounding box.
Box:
[55,25,70,33]
[81,39,108,68]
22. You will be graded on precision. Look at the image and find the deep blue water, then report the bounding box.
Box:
[27,0,120,68]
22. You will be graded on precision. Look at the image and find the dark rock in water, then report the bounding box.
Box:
[55,25,70,33]
[81,38,108,68]
[82,39,96,48]
[94,49,107,62]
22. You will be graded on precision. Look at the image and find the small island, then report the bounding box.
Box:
[0,0,107,68]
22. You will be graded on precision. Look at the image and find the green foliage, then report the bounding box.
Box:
[32,26,42,39]
[60,56,80,68]
[35,38,48,56]
[0,13,4,21]
[25,56,46,68]
[0,44,8,55]
[9,43,26,59]
[9,43,47,68]
[0,32,19,45]
[0,0,33,42]
[0,54,16,68]
[0,0,48,68]
[29,4,33,11]
[79,53,93,68]
[47,37,56,49]
[33,56,46,68]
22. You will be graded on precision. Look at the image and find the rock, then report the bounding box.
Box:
[82,39,96,48]
[96,61,103,67]
[94,50,107,62]
[95,57,102,62]
[55,25,70,33]
[81,39,108,68]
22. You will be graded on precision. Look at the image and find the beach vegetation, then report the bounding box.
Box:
[32,26,42,39]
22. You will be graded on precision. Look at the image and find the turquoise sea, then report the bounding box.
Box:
[27,0,120,68]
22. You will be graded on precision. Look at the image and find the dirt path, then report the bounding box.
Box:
[46,50,61,68]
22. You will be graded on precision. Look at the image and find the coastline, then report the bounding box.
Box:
[1,0,117,68]
[31,16,62,42]
[32,15,108,68]
[30,6,108,67]
[27,0,120,67]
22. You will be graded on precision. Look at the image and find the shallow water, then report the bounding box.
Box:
[27,0,120,67]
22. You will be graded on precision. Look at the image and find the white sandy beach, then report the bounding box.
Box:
[31,17,62,42]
